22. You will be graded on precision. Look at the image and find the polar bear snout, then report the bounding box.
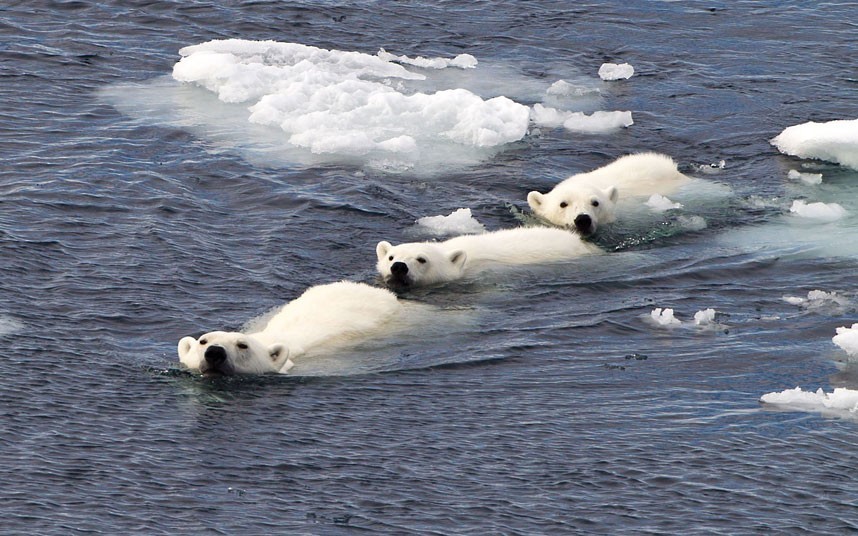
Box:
[391,262,409,276]
[205,345,227,366]
[574,213,594,235]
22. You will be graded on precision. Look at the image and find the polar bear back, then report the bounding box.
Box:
[443,227,602,272]
[257,281,401,355]
[562,152,689,198]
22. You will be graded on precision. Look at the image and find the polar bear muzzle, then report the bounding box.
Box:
[573,214,594,235]
[201,344,236,376]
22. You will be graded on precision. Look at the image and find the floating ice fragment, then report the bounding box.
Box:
[376,48,478,69]
[833,323,858,356]
[789,200,846,221]
[761,386,858,413]
[771,119,858,170]
[677,215,707,231]
[546,80,601,97]
[782,290,850,311]
[787,169,823,185]
[646,193,683,212]
[693,308,716,325]
[531,104,633,134]
[598,62,635,81]
[416,208,486,236]
[650,308,681,326]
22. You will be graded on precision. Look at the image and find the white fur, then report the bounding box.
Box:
[178,281,401,375]
[376,226,602,287]
[527,152,690,234]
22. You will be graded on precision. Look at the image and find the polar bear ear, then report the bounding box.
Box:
[605,186,619,203]
[376,241,392,260]
[268,343,288,363]
[178,336,196,359]
[527,191,544,210]
[448,249,467,270]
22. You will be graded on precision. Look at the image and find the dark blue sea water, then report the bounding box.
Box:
[2,1,857,533]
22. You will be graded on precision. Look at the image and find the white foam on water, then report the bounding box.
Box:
[0,316,23,336]
[415,208,487,237]
[833,323,858,356]
[787,169,823,185]
[789,200,847,221]
[761,387,858,416]
[598,62,634,81]
[771,119,858,170]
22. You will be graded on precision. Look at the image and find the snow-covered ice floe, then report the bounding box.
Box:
[833,323,858,356]
[760,387,858,418]
[771,119,858,170]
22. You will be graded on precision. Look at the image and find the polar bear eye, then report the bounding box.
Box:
[591,199,600,207]
[237,341,248,350]
[199,338,208,345]
[388,255,394,261]
[417,257,427,264]
[559,201,568,208]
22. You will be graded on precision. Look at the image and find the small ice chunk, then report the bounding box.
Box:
[677,215,707,231]
[416,208,486,236]
[646,193,683,212]
[650,308,681,326]
[782,289,849,311]
[761,386,858,413]
[789,200,847,221]
[833,323,858,356]
[530,104,633,133]
[698,160,726,174]
[787,169,823,185]
[377,48,478,70]
[693,308,717,325]
[598,62,635,81]
[771,119,858,170]
[546,80,600,97]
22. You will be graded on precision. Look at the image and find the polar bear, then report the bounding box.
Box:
[178,281,402,375]
[376,226,602,287]
[527,153,690,235]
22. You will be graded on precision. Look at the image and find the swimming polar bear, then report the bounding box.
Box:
[376,226,602,287]
[178,281,404,375]
[527,152,691,235]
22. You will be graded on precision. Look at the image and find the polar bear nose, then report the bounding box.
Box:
[391,261,409,276]
[204,345,227,366]
[574,214,593,235]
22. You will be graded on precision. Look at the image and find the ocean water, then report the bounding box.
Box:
[2,1,858,533]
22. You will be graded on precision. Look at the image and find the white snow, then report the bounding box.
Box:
[833,323,858,356]
[789,199,847,221]
[531,104,633,134]
[761,386,858,415]
[415,208,486,236]
[787,169,823,185]
[646,193,683,212]
[598,62,635,81]
[771,119,858,170]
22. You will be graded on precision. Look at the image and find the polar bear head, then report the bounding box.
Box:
[177,331,293,375]
[376,240,467,287]
[527,182,619,236]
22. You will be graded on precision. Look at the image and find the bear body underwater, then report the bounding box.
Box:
[527,152,691,235]
[178,281,403,375]
[376,226,602,287]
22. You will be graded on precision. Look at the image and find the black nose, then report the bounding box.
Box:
[204,345,227,366]
[391,261,409,276]
[574,214,593,234]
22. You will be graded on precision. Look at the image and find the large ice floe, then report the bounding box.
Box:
[103,39,633,174]
[771,119,858,170]
[761,387,858,418]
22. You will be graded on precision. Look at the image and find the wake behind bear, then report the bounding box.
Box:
[178,281,415,375]
[376,226,603,287]
[527,152,704,235]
